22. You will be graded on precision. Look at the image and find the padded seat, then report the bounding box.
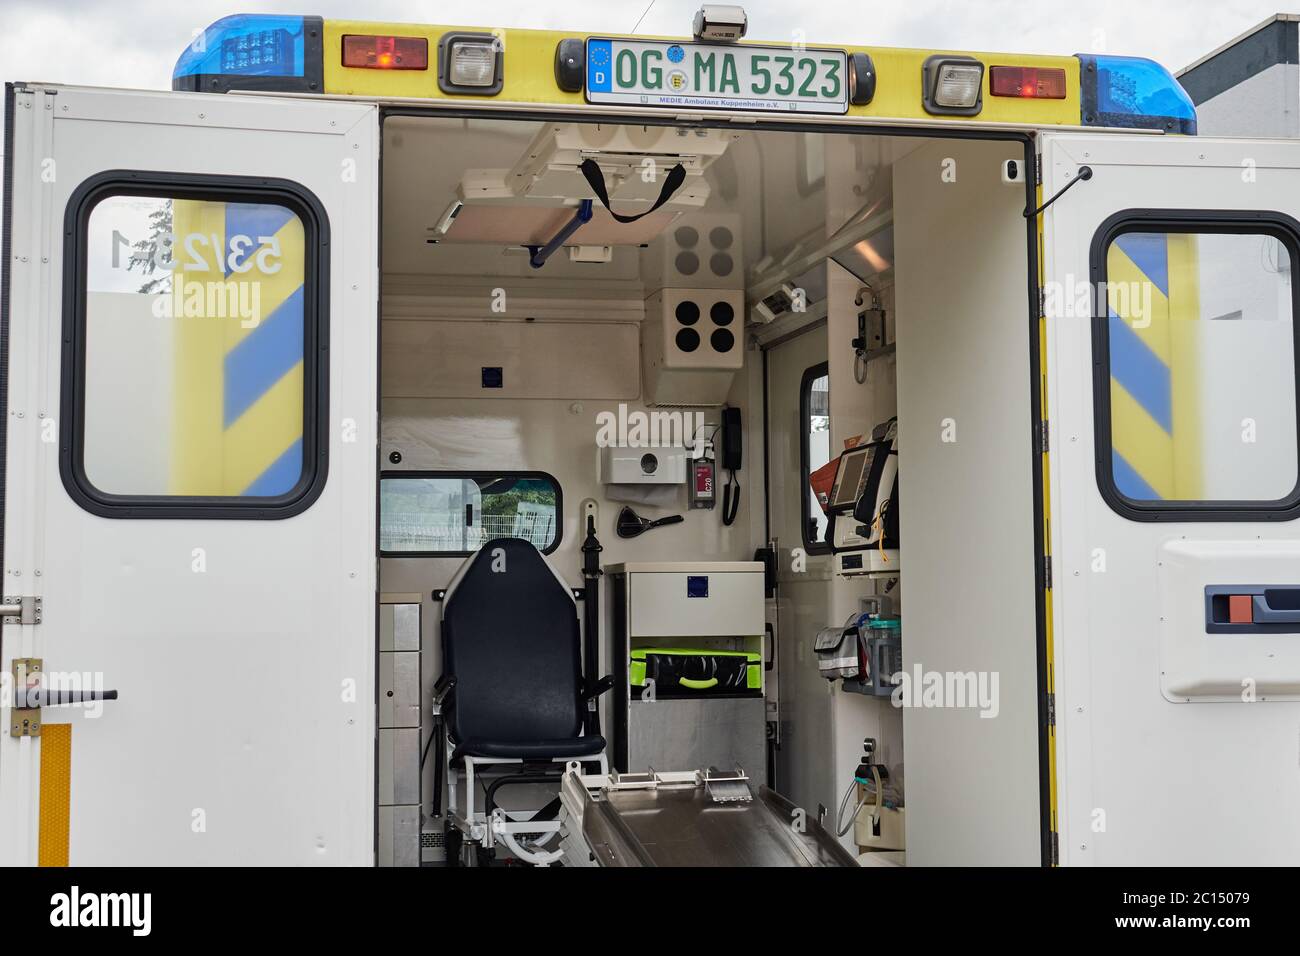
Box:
[441,537,602,760]
[454,735,607,761]
[436,536,613,865]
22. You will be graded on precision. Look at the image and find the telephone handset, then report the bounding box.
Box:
[721,407,741,526]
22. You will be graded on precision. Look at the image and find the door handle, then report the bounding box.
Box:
[1252,589,1300,625]
[1206,585,1300,633]
[9,658,118,737]
[9,686,118,737]
[13,687,119,708]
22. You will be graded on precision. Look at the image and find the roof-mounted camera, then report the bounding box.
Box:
[692,5,748,43]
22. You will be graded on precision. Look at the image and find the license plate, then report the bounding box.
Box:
[585,38,848,115]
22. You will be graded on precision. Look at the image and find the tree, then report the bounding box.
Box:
[125,199,174,294]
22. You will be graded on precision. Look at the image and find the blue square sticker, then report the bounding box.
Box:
[687,575,709,598]
[586,39,613,92]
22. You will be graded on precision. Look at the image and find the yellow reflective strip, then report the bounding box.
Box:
[1111,380,1174,498]
[224,215,305,351]
[221,362,304,493]
[1106,245,1171,365]
[38,724,72,867]
[1037,203,1059,859]
[1167,233,1203,500]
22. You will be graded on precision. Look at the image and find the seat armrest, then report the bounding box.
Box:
[583,675,615,700]
[433,675,457,713]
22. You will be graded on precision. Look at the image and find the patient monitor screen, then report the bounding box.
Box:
[829,445,875,513]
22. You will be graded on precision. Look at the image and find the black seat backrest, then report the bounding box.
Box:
[442,538,583,746]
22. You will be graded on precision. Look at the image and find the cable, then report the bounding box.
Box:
[721,468,740,525]
[628,0,657,34]
[853,284,877,385]
[835,777,869,837]
[872,498,892,563]
[854,351,869,385]
[689,422,721,449]
[1024,165,1093,218]
[429,722,446,817]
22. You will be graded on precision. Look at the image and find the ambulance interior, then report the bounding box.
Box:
[376,115,1042,866]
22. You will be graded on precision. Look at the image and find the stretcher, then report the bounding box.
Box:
[557,767,859,867]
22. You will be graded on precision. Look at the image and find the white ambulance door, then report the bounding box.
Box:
[1042,131,1300,864]
[0,85,379,865]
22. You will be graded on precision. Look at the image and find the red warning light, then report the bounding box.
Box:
[341,35,429,70]
[989,66,1067,99]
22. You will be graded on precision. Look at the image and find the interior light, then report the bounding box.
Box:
[341,35,429,70]
[448,40,498,87]
[854,239,890,274]
[990,65,1067,99]
[434,199,463,236]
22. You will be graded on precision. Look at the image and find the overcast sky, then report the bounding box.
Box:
[0,0,1289,93]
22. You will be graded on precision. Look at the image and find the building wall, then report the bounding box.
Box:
[1179,16,1299,137]
[1195,63,1299,138]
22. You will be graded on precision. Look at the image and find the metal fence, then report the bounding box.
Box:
[380,512,556,553]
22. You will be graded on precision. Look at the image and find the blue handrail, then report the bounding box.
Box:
[528,199,594,269]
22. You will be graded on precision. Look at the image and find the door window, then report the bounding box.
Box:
[1094,215,1300,517]
[800,363,832,550]
[64,175,328,516]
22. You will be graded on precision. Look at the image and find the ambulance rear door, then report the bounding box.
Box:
[1042,130,1300,864]
[1,84,379,865]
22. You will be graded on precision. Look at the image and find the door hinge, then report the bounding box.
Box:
[1035,154,1043,186]
[11,658,42,737]
[1041,555,1053,589]
[0,595,42,625]
[1046,691,1056,728]
[1037,287,1046,318]
[1038,420,1050,453]
[1049,829,1059,866]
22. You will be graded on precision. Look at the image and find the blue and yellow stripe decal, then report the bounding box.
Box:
[171,200,306,496]
[1106,232,1202,500]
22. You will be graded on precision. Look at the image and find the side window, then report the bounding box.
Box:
[800,363,831,551]
[64,175,328,517]
[380,473,562,555]
[1093,214,1300,518]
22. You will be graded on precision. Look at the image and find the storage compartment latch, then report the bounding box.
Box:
[11,657,42,738]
